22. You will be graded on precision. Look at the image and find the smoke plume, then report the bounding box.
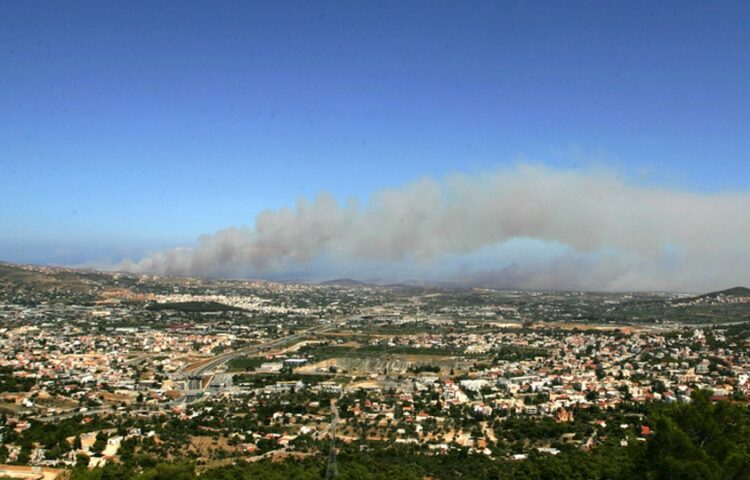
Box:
[119,164,750,292]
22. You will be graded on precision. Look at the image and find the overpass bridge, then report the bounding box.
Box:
[175,319,345,397]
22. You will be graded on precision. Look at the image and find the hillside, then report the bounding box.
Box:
[0,262,94,293]
[671,286,750,307]
[704,286,750,297]
[318,278,369,288]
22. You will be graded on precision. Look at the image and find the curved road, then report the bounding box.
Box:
[185,320,343,377]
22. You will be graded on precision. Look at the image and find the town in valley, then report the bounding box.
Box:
[0,262,748,479]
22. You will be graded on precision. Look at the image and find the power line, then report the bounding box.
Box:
[325,398,339,479]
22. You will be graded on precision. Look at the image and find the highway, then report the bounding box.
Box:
[34,319,349,422]
[184,320,342,377]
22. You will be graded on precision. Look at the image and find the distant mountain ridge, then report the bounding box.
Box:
[317,278,369,287]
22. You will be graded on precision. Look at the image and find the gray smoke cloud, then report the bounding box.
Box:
[118,164,750,292]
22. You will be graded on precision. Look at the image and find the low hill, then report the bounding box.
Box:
[674,286,750,305]
[0,262,94,293]
[705,286,750,297]
[318,278,369,287]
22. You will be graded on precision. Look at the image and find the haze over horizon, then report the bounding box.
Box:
[3,1,750,292]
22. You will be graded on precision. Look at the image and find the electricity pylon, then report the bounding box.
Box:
[325,398,339,478]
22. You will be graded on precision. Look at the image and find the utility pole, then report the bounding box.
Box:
[325,397,339,478]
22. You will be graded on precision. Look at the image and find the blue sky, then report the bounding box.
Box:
[2,1,750,272]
